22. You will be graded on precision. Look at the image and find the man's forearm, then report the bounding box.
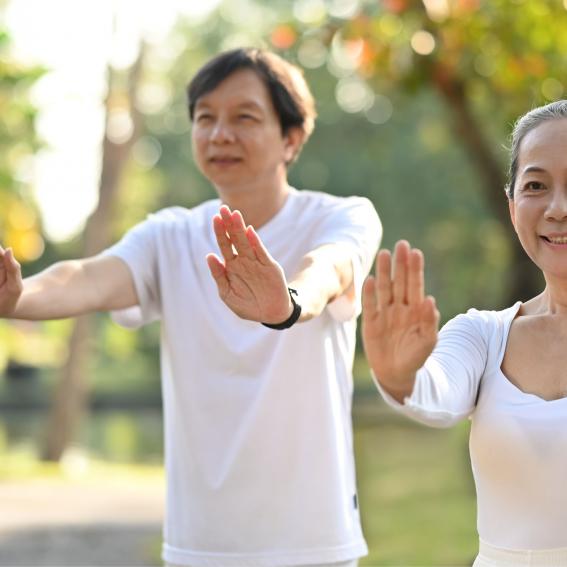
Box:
[288,245,354,322]
[13,261,100,320]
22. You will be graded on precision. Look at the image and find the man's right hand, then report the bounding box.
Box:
[207,206,293,325]
[361,240,440,403]
[0,247,23,317]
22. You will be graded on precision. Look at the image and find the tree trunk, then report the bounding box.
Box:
[430,62,542,304]
[41,48,145,462]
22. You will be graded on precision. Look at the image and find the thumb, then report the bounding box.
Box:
[420,296,440,336]
[206,253,230,296]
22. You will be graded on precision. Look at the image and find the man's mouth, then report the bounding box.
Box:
[209,156,242,164]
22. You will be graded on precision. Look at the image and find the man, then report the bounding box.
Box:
[0,48,381,567]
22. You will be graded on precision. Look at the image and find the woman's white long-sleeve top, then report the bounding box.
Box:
[376,302,567,550]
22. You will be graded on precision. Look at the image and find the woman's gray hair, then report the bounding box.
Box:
[506,100,567,199]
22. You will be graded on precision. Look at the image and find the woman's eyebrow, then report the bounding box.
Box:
[522,166,546,174]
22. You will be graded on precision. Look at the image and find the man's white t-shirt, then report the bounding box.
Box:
[105,188,381,567]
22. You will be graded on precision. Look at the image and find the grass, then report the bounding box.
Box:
[354,407,478,566]
[0,443,163,484]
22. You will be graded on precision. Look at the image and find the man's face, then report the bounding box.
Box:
[191,69,300,195]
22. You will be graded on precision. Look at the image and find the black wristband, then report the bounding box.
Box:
[261,288,302,330]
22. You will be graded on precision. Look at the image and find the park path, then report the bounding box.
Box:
[0,474,164,566]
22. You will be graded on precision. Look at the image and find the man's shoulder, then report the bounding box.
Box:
[143,200,220,229]
[292,188,375,213]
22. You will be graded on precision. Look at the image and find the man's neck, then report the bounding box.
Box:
[218,183,291,229]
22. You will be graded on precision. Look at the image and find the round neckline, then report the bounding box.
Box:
[255,187,297,237]
[497,301,567,403]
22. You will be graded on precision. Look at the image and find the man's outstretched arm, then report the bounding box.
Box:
[0,247,139,320]
[206,206,355,325]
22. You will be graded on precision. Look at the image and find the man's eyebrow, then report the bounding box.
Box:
[194,101,211,110]
[194,100,265,112]
[235,101,264,111]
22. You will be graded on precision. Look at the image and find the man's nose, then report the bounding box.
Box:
[209,119,235,143]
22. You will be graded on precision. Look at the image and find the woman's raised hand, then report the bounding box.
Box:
[362,241,439,402]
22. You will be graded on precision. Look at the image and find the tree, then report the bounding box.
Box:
[41,48,146,461]
[270,0,566,302]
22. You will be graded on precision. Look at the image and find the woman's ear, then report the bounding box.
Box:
[508,198,517,232]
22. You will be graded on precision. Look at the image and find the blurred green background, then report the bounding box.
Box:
[1,0,566,564]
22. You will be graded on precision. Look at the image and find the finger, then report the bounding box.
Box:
[246,227,274,265]
[0,254,7,286]
[392,240,409,304]
[362,276,378,319]
[376,249,392,309]
[227,210,255,260]
[213,215,235,261]
[3,249,22,292]
[206,253,230,296]
[407,248,424,306]
[5,248,20,271]
[420,296,440,335]
[219,205,233,225]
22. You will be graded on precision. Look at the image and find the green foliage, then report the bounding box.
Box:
[0,27,44,257]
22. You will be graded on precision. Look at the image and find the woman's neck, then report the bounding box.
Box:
[524,284,567,316]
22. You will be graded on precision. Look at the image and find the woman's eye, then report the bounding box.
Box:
[196,114,213,123]
[524,181,545,191]
[238,114,256,121]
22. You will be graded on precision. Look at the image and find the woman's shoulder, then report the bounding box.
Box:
[441,302,522,343]
[464,302,522,325]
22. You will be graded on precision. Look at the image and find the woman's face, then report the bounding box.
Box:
[509,118,567,280]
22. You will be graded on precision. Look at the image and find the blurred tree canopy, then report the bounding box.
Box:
[0,28,44,263]
[266,0,566,304]
[0,28,53,375]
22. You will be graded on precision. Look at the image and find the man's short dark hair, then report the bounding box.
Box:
[187,48,316,159]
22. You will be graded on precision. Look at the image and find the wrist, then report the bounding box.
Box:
[372,370,416,402]
[261,288,302,330]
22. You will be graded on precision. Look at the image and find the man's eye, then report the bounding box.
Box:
[238,114,256,121]
[196,114,213,122]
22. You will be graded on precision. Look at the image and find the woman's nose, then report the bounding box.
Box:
[545,189,567,221]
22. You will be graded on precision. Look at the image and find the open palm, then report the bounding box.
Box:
[362,241,439,396]
[207,206,292,324]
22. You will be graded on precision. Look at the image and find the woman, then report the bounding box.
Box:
[362,100,567,566]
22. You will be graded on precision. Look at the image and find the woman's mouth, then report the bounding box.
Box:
[541,235,567,245]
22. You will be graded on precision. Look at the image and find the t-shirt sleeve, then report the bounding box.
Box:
[374,309,490,427]
[311,196,381,321]
[102,216,162,328]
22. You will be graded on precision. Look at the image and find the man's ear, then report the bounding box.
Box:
[508,198,517,231]
[283,127,305,164]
